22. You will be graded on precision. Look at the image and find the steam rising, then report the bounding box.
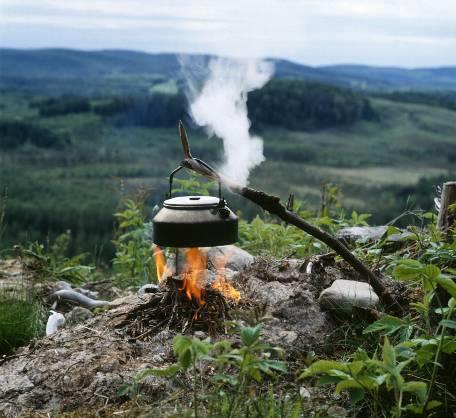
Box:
[189,58,273,186]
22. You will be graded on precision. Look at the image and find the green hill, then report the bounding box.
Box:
[1,48,456,91]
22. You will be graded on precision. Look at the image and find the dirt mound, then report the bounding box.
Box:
[0,255,355,416]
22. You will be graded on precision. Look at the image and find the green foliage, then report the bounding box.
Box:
[0,119,68,149]
[172,173,217,197]
[112,199,156,288]
[301,250,456,416]
[0,293,46,355]
[248,79,376,130]
[32,95,91,117]
[238,189,371,259]
[122,324,289,417]
[15,231,93,284]
[239,216,320,258]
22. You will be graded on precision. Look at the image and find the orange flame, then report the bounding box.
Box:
[211,255,241,303]
[153,246,170,283]
[153,245,241,305]
[182,248,206,305]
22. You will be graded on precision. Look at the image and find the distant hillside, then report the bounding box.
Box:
[1,48,456,91]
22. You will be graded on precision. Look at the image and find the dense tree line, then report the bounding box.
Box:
[247,79,377,130]
[22,80,377,133]
[376,91,456,111]
[109,93,187,128]
[31,96,91,117]
[0,120,67,149]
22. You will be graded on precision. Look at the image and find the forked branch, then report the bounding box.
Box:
[177,121,403,314]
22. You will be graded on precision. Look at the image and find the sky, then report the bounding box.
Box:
[0,0,455,68]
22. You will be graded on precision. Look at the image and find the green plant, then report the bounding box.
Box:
[301,338,434,417]
[238,215,320,258]
[15,231,93,284]
[0,294,46,355]
[301,258,456,416]
[172,173,217,196]
[112,199,156,287]
[121,324,288,417]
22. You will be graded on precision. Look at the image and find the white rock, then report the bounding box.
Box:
[299,386,311,400]
[319,279,379,313]
[138,284,160,296]
[206,245,254,272]
[46,311,65,336]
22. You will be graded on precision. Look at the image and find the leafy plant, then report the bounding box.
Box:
[121,324,288,417]
[15,230,93,284]
[301,257,456,416]
[112,199,156,287]
[301,338,435,417]
[172,173,217,197]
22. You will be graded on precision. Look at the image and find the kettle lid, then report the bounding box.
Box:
[163,195,220,209]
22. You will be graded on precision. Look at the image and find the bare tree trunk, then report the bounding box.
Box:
[437,181,456,239]
[177,122,403,315]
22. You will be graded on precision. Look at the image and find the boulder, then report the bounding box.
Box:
[319,279,379,314]
[205,245,254,272]
[336,226,412,246]
[65,307,93,327]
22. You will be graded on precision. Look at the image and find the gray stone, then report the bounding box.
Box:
[278,330,298,345]
[50,289,109,309]
[75,287,99,300]
[319,279,379,313]
[336,226,388,242]
[138,284,160,296]
[163,245,253,277]
[65,307,93,327]
[206,245,254,272]
[336,226,411,245]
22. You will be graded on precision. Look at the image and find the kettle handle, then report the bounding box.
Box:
[167,160,223,203]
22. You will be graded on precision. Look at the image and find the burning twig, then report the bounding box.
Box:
[176,121,403,315]
[122,280,234,338]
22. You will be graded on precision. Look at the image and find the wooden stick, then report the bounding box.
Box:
[437,181,456,239]
[176,122,403,315]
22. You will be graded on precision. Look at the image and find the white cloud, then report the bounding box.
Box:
[0,0,455,66]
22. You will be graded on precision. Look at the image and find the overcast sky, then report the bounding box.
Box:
[1,0,455,68]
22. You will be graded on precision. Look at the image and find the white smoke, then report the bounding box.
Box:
[188,58,274,186]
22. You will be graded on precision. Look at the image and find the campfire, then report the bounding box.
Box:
[154,245,241,305]
[123,245,242,339]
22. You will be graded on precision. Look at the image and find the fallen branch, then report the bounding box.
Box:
[177,121,403,315]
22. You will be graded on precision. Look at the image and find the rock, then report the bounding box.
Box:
[50,289,109,310]
[319,279,379,314]
[193,331,207,339]
[165,245,253,276]
[278,330,298,345]
[138,284,160,296]
[206,245,254,272]
[45,311,65,336]
[336,226,388,243]
[54,281,72,291]
[326,405,348,417]
[336,226,412,246]
[74,287,99,300]
[65,307,93,327]
[299,386,311,400]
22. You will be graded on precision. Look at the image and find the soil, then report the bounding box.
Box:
[0,254,401,417]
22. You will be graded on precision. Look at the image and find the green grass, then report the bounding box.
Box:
[0,296,46,354]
